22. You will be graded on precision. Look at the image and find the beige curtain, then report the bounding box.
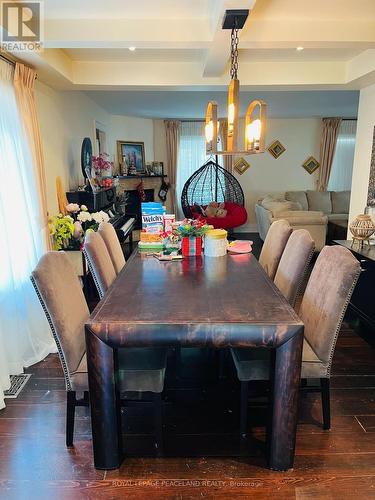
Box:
[14,63,50,249]
[218,118,233,174]
[317,117,342,191]
[164,120,180,213]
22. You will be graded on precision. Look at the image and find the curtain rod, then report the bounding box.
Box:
[0,53,16,67]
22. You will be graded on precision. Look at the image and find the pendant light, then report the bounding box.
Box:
[205,10,266,156]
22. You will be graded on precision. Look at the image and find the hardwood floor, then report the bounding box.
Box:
[1,236,375,499]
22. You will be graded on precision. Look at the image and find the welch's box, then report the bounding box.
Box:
[141,202,166,233]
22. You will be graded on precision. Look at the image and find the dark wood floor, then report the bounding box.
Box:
[1,235,375,499]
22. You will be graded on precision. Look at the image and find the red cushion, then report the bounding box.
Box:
[191,202,247,229]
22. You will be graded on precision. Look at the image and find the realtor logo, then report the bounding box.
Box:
[1,1,43,51]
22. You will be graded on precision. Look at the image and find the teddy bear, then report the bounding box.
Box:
[204,201,227,218]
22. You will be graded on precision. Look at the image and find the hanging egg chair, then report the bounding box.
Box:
[181,158,247,230]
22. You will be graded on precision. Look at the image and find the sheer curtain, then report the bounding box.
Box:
[0,60,55,410]
[176,121,208,216]
[328,120,357,191]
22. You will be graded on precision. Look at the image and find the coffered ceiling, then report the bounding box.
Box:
[1,0,375,106]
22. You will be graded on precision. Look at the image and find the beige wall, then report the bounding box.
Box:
[109,115,154,172]
[349,83,375,228]
[36,82,110,214]
[238,118,321,230]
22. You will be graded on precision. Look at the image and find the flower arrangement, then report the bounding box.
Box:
[49,204,110,250]
[92,153,112,172]
[173,218,210,238]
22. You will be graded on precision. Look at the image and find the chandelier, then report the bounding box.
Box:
[205,10,266,156]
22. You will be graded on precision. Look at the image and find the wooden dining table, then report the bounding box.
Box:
[85,251,304,471]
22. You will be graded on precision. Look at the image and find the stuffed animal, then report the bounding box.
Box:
[204,201,227,218]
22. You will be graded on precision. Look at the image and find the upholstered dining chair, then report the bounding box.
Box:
[231,245,361,437]
[273,229,315,308]
[83,230,117,298]
[98,221,126,275]
[259,219,293,279]
[31,251,167,453]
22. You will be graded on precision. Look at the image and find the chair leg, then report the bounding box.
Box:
[320,378,331,430]
[66,391,76,447]
[240,381,249,439]
[153,392,163,456]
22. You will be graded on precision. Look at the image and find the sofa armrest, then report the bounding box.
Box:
[255,204,271,241]
[271,211,328,251]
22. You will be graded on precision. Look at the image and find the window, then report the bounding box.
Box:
[176,121,225,216]
[328,120,357,191]
[176,121,208,214]
[0,59,54,410]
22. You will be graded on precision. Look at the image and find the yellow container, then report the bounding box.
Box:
[205,229,228,256]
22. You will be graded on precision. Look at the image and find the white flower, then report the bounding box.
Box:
[91,212,103,223]
[80,204,88,211]
[91,211,110,224]
[100,210,110,223]
[66,203,80,213]
[77,211,92,222]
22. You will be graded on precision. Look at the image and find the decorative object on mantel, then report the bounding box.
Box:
[158,180,170,202]
[48,204,109,250]
[234,157,250,175]
[268,140,286,159]
[302,156,320,174]
[117,140,145,175]
[205,9,266,156]
[349,214,375,248]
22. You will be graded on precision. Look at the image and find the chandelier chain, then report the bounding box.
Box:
[230,26,239,80]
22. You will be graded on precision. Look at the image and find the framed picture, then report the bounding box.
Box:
[234,157,250,175]
[117,140,145,175]
[268,140,286,159]
[302,156,320,174]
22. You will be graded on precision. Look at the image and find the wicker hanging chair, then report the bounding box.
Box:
[181,158,247,229]
[181,158,244,217]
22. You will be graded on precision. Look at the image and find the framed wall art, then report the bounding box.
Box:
[117,140,145,175]
[268,140,286,159]
[234,157,250,175]
[302,156,320,175]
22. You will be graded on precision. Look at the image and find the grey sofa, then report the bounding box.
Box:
[255,190,350,251]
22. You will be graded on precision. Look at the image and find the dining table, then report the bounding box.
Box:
[85,250,304,471]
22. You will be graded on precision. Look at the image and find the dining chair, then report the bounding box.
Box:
[259,219,293,279]
[31,251,167,453]
[231,245,361,437]
[273,229,315,308]
[98,221,126,275]
[83,230,117,298]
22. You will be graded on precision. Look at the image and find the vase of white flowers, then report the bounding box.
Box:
[49,204,110,251]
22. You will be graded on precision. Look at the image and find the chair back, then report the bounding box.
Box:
[30,251,89,390]
[274,229,315,307]
[259,219,292,279]
[98,222,125,275]
[83,231,116,298]
[299,245,361,369]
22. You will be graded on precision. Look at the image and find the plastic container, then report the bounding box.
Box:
[204,229,228,257]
